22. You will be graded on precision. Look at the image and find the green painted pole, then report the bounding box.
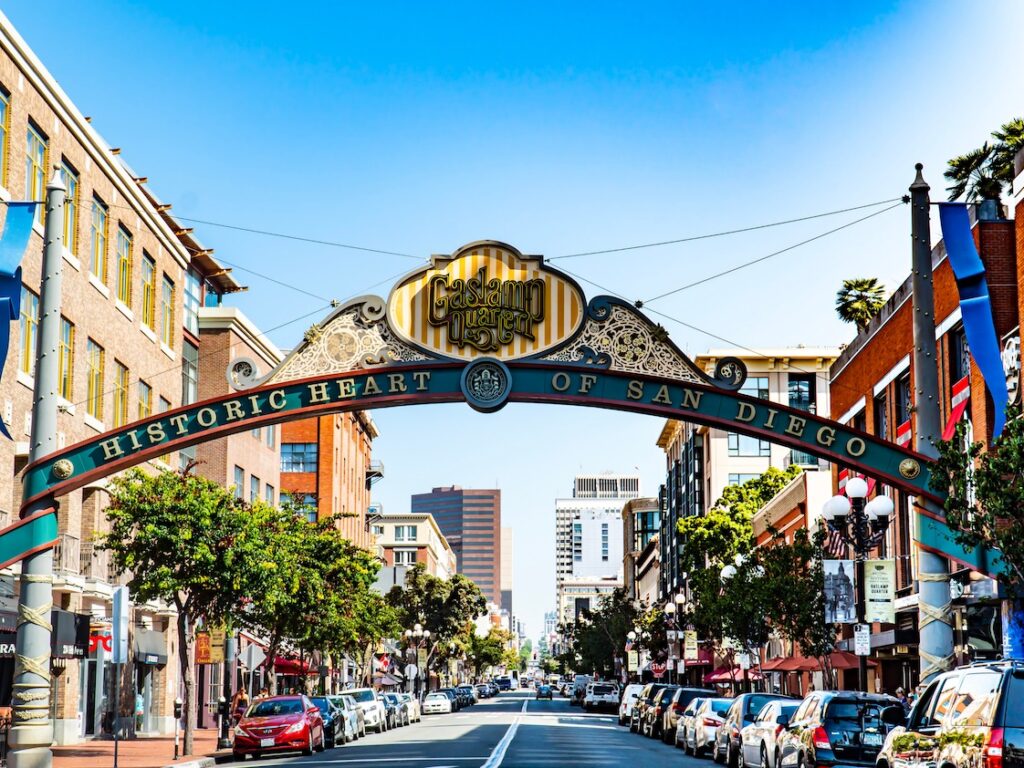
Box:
[909,164,954,685]
[10,170,65,768]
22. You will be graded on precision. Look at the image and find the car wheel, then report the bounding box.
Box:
[714,740,725,764]
[675,730,684,749]
[737,744,746,768]
[232,753,245,762]
[303,731,314,757]
[761,745,769,768]
[729,743,739,768]
[664,724,674,745]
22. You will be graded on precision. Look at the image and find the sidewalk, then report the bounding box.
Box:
[52,728,232,768]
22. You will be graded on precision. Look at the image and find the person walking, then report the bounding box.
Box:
[895,687,910,713]
[231,688,250,725]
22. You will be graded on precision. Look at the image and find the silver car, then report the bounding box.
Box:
[675,696,709,749]
[687,697,733,757]
[398,693,421,722]
[329,694,366,740]
[738,701,799,768]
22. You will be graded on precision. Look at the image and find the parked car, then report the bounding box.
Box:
[476,684,492,699]
[643,685,680,738]
[662,687,718,744]
[495,676,512,691]
[631,683,670,734]
[619,683,645,726]
[345,687,388,733]
[233,695,325,760]
[423,691,453,714]
[875,661,1024,768]
[398,692,421,722]
[438,688,462,711]
[739,700,800,768]
[685,697,734,756]
[310,696,345,748]
[456,685,479,704]
[777,691,902,768]
[717,694,797,767]
[329,694,365,740]
[675,696,708,749]
[584,682,620,712]
[536,684,554,700]
[571,675,593,706]
[383,693,410,726]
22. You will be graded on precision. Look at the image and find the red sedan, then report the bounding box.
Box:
[233,695,325,760]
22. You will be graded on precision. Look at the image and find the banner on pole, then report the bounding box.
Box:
[627,650,638,672]
[209,627,226,664]
[196,632,212,665]
[112,586,130,664]
[865,560,896,624]
[683,630,698,661]
[824,560,856,624]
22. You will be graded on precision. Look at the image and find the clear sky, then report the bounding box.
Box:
[5,1,1021,640]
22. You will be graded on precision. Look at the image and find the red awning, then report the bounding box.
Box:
[761,658,787,671]
[273,657,313,675]
[827,651,877,670]
[704,666,763,684]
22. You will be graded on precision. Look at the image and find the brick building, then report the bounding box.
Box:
[372,513,457,580]
[829,202,1018,693]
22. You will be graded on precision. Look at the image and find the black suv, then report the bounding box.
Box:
[876,660,1024,768]
[776,691,903,768]
[631,683,669,734]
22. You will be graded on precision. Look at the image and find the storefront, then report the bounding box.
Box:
[132,628,167,734]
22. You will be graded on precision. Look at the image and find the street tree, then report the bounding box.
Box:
[945,117,1024,202]
[100,466,273,756]
[835,278,886,331]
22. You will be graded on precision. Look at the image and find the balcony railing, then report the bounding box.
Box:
[80,542,111,582]
[54,534,81,575]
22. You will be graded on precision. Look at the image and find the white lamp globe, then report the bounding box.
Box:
[627,630,637,641]
[414,623,423,633]
[665,601,676,614]
[423,630,431,639]
[846,477,869,499]
[734,553,745,567]
[674,592,687,605]
[866,495,895,521]
[751,565,766,578]
[823,495,851,521]
[721,564,737,581]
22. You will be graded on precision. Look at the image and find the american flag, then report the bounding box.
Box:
[824,526,848,558]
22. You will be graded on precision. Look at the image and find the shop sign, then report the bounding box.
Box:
[196,632,212,665]
[417,648,428,667]
[209,627,226,664]
[627,651,638,672]
[683,631,698,661]
[854,624,871,656]
[865,560,895,623]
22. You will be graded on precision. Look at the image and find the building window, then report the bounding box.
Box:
[140,254,156,330]
[86,339,105,420]
[851,409,867,434]
[233,466,244,499]
[788,373,816,413]
[394,549,417,566]
[727,432,770,457]
[90,197,108,281]
[161,275,174,346]
[739,375,769,400]
[60,161,79,254]
[137,381,152,420]
[282,493,318,523]
[112,361,129,427]
[949,325,970,385]
[25,122,47,222]
[116,227,132,305]
[395,525,418,542]
[0,86,9,187]
[873,392,888,439]
[18,286,39,375]
[265,484,275,505]
[58,317,74,399]
[601,522,609,562]
[184,270,201,335]
[895,373,911,425]
[266,424,276,449]
[371,524,384,537]
[281,443,318,472]
[728,473,760,486]
[181,341,198,405]
[789,450,818,468]
[250,475,260,502]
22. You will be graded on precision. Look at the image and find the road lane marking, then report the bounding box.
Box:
[521,699,528,713]
[480,719,520,768]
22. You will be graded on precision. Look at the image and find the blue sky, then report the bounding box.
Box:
[5,0,1022,640]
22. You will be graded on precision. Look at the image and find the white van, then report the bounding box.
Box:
[618,683,644,725]
[509,670,520,690]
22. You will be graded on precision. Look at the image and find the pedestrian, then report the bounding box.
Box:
[895,687,910,713]
[231,688,250,725]
[257,686,269,699]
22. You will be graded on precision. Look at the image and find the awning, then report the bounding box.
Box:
[827,651,877,670]
[373,673,402,687]
[704,666,763,684]
[274,657,314,675]
[52,610,90,660]
[684,647,714,667]
[760,658,787,671]
[133,627,167,665]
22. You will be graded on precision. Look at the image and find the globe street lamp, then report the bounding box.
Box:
[821,478,894,693]
[405,625,432,697]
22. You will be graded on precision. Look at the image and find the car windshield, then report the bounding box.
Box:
[710,699,732,716]
[426,694,447,701]
[348,690,375,703]
[384,695,399,703]
[246,699,303,717]
[825,700,889,742]
[745,694,780,714]
[310,697,332,712]
[593,685,615,694]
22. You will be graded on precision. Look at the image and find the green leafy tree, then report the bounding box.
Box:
[561,588,649,679]
[835,278,886,331]
[100,467,274,756]
[945,117,1024,202]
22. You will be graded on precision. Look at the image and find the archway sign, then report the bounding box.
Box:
[10,241,997,575]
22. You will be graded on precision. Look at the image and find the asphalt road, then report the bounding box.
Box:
[243,690,708,767]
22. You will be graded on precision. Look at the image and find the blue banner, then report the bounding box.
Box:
[0,202,38,440]
[937,203,1009,440]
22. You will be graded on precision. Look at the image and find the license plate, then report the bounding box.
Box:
[260,737,275,748]
[864,732,883,746]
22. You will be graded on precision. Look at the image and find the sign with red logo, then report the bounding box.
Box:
[651,662,666,679]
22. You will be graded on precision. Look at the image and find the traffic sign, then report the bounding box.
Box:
[651,662,666,679]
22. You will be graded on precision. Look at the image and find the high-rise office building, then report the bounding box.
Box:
[411,486,501,603]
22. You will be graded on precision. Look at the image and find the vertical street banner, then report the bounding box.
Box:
[209,627,226,664]
[865,560,896,623]
[683,630,698,661]
[824,560,857,624]
[196,632,212,665]
[627,650,638,672]
[417,648,428,667]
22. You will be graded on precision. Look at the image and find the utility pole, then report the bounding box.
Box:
[10,170,66,768]
[909,164,954,685]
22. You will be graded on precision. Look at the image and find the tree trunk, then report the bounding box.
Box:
[176,610,196,756]
[266,634,281,696]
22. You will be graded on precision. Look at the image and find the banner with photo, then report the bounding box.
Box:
[824,560,857,624]
[865,559,896,623]
[683,630,698,661]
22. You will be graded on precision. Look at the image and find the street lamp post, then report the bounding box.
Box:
[720,555,763,693]
[664,600,677,683]
[821,477,895,693]
[404,624,431,698]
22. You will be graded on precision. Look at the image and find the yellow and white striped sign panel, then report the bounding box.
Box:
[387,241,586,361]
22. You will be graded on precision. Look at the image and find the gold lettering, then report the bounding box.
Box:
[784,415,807,437]
[626,380,644,400]
[223,400,245,421]
[363,376,382,395]
[307,382,330,404]
[846,437,866,457]
[552,373,571,392]
[412,372,431,391]
[735,402,757,423]
[653,385,673,405]
[247,395,263,415]
[338,379,357,399]
[388,374,408,394]
[196,408,217,428]
[816,426,837,447]
[147,421,167,444]
[764,409,778,429]
[126,431,142,451]
[578,374,597,394]
[681,390,703,410]
[100,438,124,460]
[268,390,287,410]
[168,414,189,435]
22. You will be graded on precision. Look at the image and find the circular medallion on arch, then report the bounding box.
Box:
[461,359,513,413]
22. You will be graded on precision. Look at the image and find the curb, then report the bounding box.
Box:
[161,760,215,768]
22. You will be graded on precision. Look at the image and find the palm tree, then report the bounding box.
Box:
[835,278,886,331]
[945,117,1024,202]
[991,117,1024,187]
